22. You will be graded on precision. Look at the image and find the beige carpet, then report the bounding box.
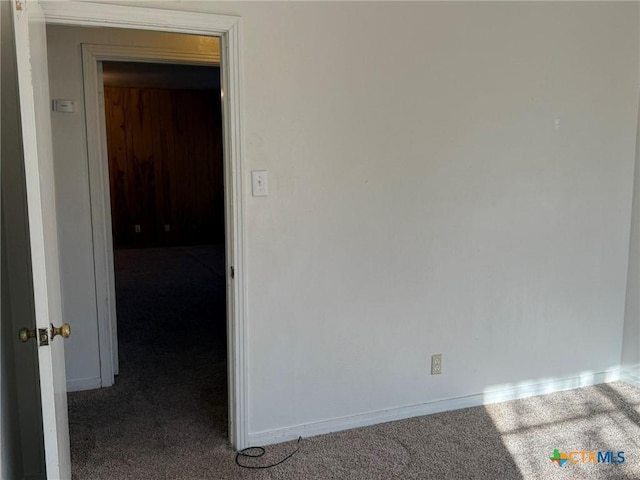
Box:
[68,247,640,479]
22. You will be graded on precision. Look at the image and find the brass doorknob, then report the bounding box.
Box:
[51,323,71,340]
[19,328,36,343]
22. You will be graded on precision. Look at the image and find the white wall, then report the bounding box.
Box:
[622,98,640,384]
[61,1,639,442]
[46,26,220,390]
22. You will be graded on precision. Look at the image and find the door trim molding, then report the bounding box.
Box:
[42,1,248,450]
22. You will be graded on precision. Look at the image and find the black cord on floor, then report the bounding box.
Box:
[235,436,303,469]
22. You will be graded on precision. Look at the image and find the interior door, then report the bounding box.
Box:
[12,0,72,477]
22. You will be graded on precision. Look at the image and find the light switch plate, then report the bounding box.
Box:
[52,99,75,113]
[252,170,268,196]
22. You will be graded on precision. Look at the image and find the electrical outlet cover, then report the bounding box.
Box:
[431,354,442,375]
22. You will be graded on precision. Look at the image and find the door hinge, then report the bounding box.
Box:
[230,266,235,279]
[15,0,23,11]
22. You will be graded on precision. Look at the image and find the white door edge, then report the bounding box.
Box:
[13,0,71,476]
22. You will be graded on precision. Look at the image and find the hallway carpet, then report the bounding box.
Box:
[69,247,640,479]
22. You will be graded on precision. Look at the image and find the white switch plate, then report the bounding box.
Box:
[52,99,75,113]
[252,170,268,196]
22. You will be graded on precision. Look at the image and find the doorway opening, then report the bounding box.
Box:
[13,4,246,476]
[77,66,230,463]
[99,64,228,441]
[44,23,235,474]
[100,60,228,435]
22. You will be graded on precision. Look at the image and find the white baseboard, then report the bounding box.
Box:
[66,377,102,392]
[247,370,620,447]
[621,368,640,387]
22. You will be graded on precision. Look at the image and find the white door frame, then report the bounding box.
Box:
[41,1,248,450]
[81,43,222,388]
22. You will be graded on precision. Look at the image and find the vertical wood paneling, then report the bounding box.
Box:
[104,86,223,249]
[149,89,164,245]
[104,88,133,247]
[173,89,192,242]
[155,88,176,246]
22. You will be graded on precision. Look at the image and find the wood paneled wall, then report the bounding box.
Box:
[104,87,224,249]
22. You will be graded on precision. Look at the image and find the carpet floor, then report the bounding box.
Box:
[69,246,640,479]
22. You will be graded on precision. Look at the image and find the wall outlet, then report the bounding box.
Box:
[134,224,141,233]
[431,354,442,375]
